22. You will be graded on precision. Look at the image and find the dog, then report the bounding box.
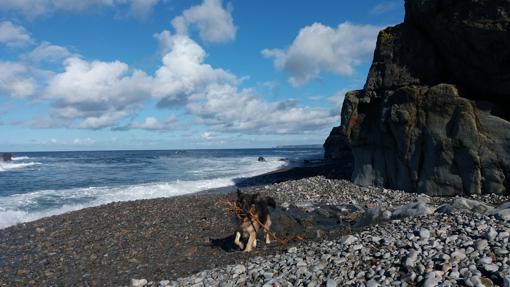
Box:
[234,189,276,252]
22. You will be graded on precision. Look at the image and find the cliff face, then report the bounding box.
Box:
[324,0,510,195]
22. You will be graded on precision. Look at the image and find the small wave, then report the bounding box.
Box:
[0,156,286,229]
[12,156,30,161]
[0,162,41,172]
[0,166,284,229]
[0,177,234,229]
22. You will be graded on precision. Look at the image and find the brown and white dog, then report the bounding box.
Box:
[234,190,276,252]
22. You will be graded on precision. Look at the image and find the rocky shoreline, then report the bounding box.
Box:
[166,208,510,287]
[1,174,509,286]
[144,177,510,287]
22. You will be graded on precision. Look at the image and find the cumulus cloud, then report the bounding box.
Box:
[0,61,36,97]
[0,0,159,19]
[201,131,215,140]
[154,30,172,55]
[187,84,337,134]
[152,33,237,108]
[129,116,177,131]
[262,22,381,87]
[0,21,32,47]
[150,31,336,134]
[44,57,152,129]
[27,41,72,62]
[1,4,336,135]
[170,0,236,43]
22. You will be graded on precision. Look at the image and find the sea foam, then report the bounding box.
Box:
[12,156,30,161]
[0,161,41,172]
[0,157,285,229]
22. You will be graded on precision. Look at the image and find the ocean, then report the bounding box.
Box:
[0,148,323,229]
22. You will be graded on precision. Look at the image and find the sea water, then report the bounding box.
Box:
[0,148,323,229]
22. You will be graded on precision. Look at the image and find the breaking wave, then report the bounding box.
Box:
[0,156,285,229]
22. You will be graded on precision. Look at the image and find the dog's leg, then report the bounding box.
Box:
[253,239,257,247]
[264,215,272,244]
[244,229,256,252]
[234,231,244,250]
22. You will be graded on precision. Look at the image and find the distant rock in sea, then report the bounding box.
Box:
[324,0,510,196]
[2,153,12,162]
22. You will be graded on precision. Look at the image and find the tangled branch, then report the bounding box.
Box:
[217,197,305,245]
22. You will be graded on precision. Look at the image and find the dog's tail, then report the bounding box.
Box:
[264,197,276,208]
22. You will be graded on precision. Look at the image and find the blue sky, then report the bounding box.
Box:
[0,0,404,151]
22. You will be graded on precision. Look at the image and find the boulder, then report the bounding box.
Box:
[391,201,434,219]
[435,198,494,214]
[353,205,387,229]
[257,156,266,162]
[489,202,510,221]
[324,0,510,195]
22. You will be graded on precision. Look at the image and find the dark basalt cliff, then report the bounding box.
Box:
[324,0,510,195]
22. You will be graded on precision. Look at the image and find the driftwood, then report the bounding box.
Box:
[218,197,304,245]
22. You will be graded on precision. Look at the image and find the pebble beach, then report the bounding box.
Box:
[1,173,509,286]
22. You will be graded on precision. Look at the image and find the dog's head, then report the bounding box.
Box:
[236,189,259,212]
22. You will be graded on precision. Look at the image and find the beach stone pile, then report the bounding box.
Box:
[151,210,510,287]
[132,177,510,286]
[253,176,508,210]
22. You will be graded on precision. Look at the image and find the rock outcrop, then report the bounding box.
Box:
[2,153,11,162]
[324,0,510,195]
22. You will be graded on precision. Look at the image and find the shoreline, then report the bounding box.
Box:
[0,158,349,230]
[2,160,507,286]
[0,160,352,286]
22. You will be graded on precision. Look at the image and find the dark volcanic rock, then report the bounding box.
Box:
[323,127,351,161]
[324,0,510,195]
[2,153,12,162]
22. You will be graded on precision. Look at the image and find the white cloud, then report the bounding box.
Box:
[73,137,96,145]
[150,31,336,134]
[201,131,215,140]
[0,10,335,135]
[78,110,130,129]
[262,22,381,87]
[27,41,72,62]
[154,30,172,55]
[0,0,159,19]
[130,116,177,131]
[187,84,337,134]
[44,57,152,129]
[152,33,237,107]
[0,21,32,47]
[171,0,236,43]
[0,61,36,97]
